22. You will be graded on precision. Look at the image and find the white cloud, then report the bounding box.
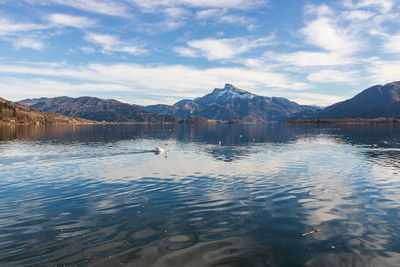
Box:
[84,63,309,92]
[142,7,190,32]
[161,20,186,31]
[196,9,222,19]
[138,15,187,33]
[367,59,400,84]
[383,34,400,54]
[0,18,48,36]
[80,46,96,54]
[13,38,44,50]
[84,32,147,55]
[164,7,189,18]
[118,46,146,55]
[247,24,256,31]
[85,33,119,50]
[174,46,198,57]
[343,0,394,14]
[2,0,398,108]
[288,92,345,107]
[342,10,375,21]
[307,69,360,83]
[132,0,265,10]
[219,15,252,25]
[0,78,135,102]
[264,51,356,67]
[301,17,361,55]
[24,0,130,17]
[48,13,97,28]
[176,36,274,61]
[0,15,95,51]
[0,61,310,105]
[0,18,48,50]
[304,4,335,17]
[195,8,253,27]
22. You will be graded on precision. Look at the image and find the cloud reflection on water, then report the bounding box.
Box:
[1,124,400,266]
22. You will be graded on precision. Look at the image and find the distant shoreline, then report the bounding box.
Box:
[284,118,400,124]
[0,119,242,126]
[3,118,400,126]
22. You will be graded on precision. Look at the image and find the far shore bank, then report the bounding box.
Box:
[4,118,400,126]
[284,118,400,124]
[0,119,243,126]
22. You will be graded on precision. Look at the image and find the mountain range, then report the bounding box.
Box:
[19,84,318,123]
[20,96,178,123]
[144,84,317,122]
[0,97,94,125]
[290,81,400,120]
[16,81,400,124]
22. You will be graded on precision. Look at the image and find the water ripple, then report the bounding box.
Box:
[1,124,400,266]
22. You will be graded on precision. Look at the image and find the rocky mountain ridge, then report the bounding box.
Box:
[290,81,400,120]
[0,97,95,125]
[19,96,179,123]
[18,81,400,124]
[144,84,317,122]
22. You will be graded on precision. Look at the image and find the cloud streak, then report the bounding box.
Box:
[24,0,130,17]
[175,36,275,60]
[0,18,48,36]
[343,0,394,14]
[0,61,312,105]
[13,38,45,50]
[48,13,97,28]
[84,32,147,55]
[132,0,265,10]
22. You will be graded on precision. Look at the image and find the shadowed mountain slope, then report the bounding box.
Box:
[290,81,400,120]
[0,97,94,125]
[20,96,179,123]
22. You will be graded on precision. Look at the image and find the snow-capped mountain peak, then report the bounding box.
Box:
[214,84,254,99]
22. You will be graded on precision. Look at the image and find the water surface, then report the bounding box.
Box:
[0,124,400,266]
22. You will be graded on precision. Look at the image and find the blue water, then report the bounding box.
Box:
[0,124,400,266]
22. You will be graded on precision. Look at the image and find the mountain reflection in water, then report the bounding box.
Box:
[0,124,399,266]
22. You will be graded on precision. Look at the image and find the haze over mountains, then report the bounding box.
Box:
[16,81,400,124]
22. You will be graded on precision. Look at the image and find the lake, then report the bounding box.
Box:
[0,124,400,266]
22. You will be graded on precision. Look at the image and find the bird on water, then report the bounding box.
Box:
[155,144,168,153]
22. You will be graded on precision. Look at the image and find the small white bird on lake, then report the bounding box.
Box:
[155,144,168,153]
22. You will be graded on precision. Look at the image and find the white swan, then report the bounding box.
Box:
[155,144,168,153]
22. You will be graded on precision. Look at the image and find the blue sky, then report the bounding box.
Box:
[0,0,399,106]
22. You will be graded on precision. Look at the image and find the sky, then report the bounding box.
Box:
[0,0,399,106]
